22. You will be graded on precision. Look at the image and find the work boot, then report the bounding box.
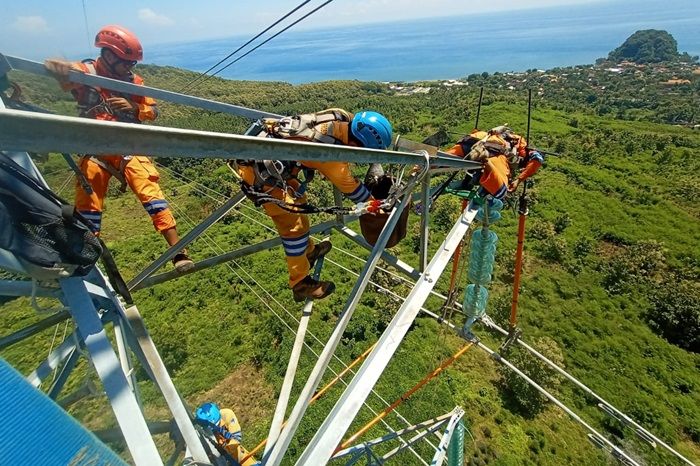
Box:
[306,240,332,268]
[172,252,195,273]
[292,276,336,302]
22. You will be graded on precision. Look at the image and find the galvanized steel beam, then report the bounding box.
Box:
[429,408,464,466]
[264,183,417,466]
[295,204,478,465]
[26,332,79,387]
[3,54,282,120]
[0,310,70,351]
[0,109,480,169]
[133,219,338,290]
[60,277,164,466]
[127,192,246,290]
[332,412,452,460]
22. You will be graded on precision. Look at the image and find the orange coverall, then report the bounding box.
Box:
[63,58,175,234]
[238,112,370,288]
[446,130,543,198]
[213,408,259,466]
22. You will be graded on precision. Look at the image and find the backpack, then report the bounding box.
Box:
[0,152,102,280]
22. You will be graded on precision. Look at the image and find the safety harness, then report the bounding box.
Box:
[237,109,367,211]
[75,59,143,193]
[240,108,352,193]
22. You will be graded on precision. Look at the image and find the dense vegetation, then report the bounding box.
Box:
[606,29,697,64]
[1,33,699,465]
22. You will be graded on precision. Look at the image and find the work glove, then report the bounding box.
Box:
[489,125,511,135]
[106,97,137,114]
[44,59,83,83]
[508,178,521,193]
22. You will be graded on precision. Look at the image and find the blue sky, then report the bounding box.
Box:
[1,0,607,60]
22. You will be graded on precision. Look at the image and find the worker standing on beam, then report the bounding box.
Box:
[43,25,194,273]
[236,108,392,302]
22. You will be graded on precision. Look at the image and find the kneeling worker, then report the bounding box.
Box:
[195,402,260,466]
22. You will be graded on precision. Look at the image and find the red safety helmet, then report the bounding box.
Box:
[95,25,143,62]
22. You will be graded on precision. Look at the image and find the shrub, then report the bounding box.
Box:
[602,240,666,293]
[498,337,565,418]
[645,280,700,353]
[540,237,568,264]
[553,213,572,234]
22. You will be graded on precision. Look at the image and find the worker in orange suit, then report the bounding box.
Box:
[44,25,193,272]
[194,402,260,466]
[446,126,543,198]
[236,108,393,302]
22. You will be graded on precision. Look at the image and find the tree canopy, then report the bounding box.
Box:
[608,29,683,63]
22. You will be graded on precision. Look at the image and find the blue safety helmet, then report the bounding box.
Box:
[351,111,393,149]
[195,402,221,425]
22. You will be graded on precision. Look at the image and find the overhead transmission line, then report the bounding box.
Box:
[81,0,92,55]
[180,0,334,93]
[179,0,312,92]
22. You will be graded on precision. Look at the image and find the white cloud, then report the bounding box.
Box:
[138,8,174,27]
[12,16,49,33]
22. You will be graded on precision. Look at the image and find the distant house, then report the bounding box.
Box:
[662,79,691,86]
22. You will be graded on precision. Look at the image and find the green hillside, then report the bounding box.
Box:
[1,60,699,466]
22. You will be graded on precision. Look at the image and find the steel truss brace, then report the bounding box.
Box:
[2,54,282,120]
[127,192,246,290]
[59,276,165,466]
[332,410,457,460]
[429,407,464,465]
[294,204,478,465]
[264,177,419,465]
[134,219,337,290]
[264,256,327,457]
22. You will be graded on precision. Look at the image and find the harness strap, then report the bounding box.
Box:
[85,155,129,192]
[240,181,384,216]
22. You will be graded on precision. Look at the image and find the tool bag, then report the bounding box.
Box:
[0,152,102,280]
[359,173,410,248]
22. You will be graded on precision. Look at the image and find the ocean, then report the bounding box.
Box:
[148,0,700,84]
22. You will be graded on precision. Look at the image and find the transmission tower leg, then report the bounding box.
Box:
[59,277,164,466]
